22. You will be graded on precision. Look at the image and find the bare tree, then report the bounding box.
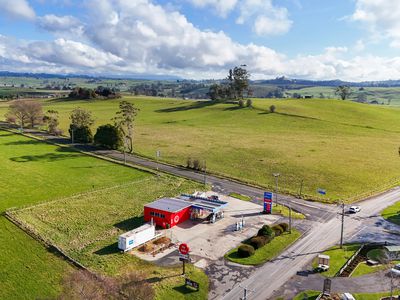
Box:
[6,100,43,128]
[113,101,139,152]
[70,107,94,128]
[43,110,60,134]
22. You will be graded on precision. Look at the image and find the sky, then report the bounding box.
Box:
[1,0,400,81]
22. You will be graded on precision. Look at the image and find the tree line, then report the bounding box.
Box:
[68,86,121,100]
[5,99,139,151]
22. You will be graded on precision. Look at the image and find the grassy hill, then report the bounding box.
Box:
[1,97,400,202]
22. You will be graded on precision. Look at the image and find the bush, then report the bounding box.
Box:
[246,99,252,107]
[249,236,267,250]
[186,157,193,168]
[94,124,123,150]
[257,225,275,238]
[272,225,284,236]
[269,105,276,113]
[238,99,245,108]
[238,244,255,258]
[279,223,289,232]
[69,125,93,143]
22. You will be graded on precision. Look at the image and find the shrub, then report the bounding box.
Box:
[272,225,284,236]
[246,99,252,107]
[257,225,275,238]
[238,99,245,108]
[69,125,93,143]
[238,244,255,258]
[269,105,276,113]
[192,159,201,170]
[186,157,193,168]
[249,236,267,250]
[94,124,123,150]
[279,223,289,232]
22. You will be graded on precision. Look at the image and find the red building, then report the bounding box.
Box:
[144,198,192,228]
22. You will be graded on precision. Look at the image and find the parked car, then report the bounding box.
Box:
[316,264,329,272]
[349,206,361,213]
[342,293,356,300]
[391,263,400,276]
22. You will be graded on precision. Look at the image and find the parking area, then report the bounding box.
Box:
[135,192,282,263]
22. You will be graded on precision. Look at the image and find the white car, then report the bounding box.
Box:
[349,206,361,213]
[391,263,400,276]
[342,293,355,300]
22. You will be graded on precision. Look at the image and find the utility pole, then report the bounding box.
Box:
[239,285,254,300]
[289,205,292,234]
[71,128,74,144]
[340,202,345,249]
[273,173,280,206]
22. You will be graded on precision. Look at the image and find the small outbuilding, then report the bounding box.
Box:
[144,198,192,229]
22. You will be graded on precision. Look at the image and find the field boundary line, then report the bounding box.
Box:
[3,211,88,271]
[7,177,154,213]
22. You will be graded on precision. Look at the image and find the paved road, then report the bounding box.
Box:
[5,126,336,223]
[222,187,400,300]
[4,126,399,299]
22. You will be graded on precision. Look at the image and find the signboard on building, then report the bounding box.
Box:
[263,192,273,214]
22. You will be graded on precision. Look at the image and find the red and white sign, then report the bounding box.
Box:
[174,215,180,224]
[179,243,190,255]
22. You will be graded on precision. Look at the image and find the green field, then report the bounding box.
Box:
[292,86,400,106]
[381,201,400,226]
[293,290,400,300]
[0,130,207,299]
[2,96,399,202]
[312,244,360,277]
[225,229,301,265]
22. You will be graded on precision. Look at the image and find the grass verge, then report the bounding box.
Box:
[312,244,360,277]
[225,229,301,265]
[381,201,400,226]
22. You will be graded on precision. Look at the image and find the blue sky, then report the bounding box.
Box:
[1,0,400,81]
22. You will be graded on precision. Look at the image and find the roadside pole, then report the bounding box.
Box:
[71,128,74,144]
[299,179,303,198]
[340,202,345,249]
[239,285,254,300]
[273,173,280,206]
[289,205,292,234]
[203,160,207,187]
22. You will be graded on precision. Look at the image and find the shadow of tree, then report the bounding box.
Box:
[10,147,80,162]
[113,216,144,231]
[155,100,217,113]
[5,140,42,146]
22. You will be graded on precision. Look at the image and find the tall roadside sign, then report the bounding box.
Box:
[263,192,273,214]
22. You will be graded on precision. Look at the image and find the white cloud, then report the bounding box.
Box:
[188,0,238,17]
[237,0,292,36]
[351,0,400,48]
[3,0,400,81]
[0,0,35,20]
[37,14,83,36]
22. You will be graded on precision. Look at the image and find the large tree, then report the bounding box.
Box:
[208,66,251,101]
[113,101,139,152]
[94,124,123,150]
[69,107,94,143]
[335,85,352,100]
[5,100,43,128]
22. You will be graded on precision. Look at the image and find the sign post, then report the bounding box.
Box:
[263,192,273,214]
[179,243,190,275]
